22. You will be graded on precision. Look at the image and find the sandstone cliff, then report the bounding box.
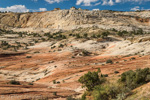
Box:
[0,9,150,32]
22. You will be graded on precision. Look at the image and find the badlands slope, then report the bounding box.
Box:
[0,9,150,32]
[0,9,150,100]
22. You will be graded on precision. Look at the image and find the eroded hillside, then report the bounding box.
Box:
[0,9,150,33]
[0,27,150,99]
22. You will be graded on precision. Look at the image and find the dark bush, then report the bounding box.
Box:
[91,34,96,38]
[78,69,105,91]
[119,68,150,89]
[103,74,108,77]
[83,33,88,38]
[106,59,113,64]
[66,96,79,100]
[130,57,136,60]
[53,80,56,84]
[80,68,150,100]
[26,56,32,58]
[28,82,33,85]
[76,34,82,38]
[92,84,121,100]
[9,80,20,85]
[114,71,119,74]
[57,81,60,84]
[101,31,109,39]
[82,50,90,56]
[53,92,57,96]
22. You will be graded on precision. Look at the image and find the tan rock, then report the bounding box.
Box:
[0,10,150,32]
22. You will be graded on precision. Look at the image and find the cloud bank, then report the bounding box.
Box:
[37,0,150,7]
[0,5,29,12]
[76,0,150,6]
[131,6,140,11]
[0,5,47,12]
[76,0,99,6]
[45,0,64,4]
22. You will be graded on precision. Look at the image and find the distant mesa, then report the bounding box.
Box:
[53,7,85,11]
[54,8,61,11]
[70,7,77,10]
[85,9,89,11]
[78,8,82,10]
[70,7,85,11]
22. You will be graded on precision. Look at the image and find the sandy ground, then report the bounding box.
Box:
[0,38,150,100]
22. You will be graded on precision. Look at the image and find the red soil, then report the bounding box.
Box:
[0,47,150,100]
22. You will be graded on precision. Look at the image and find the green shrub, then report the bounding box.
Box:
[26,56,32,58]
[92,84,121,100]
[116,61,119,63]
[57,81,60,84]
[59,44,64,48]
[112,28,118,32]
[82,50,90,56]
[9,80,20,85]
[28,82,33,85]
[83,33,88,38]
[78,69,105,91]
[69,33,72,36]
[36,78,40,81]
[72,56,75,58]
[103,74,108,77]
[81,92,86,100]
[53,80,56,84]
[130,57,136,60]
[117,31,124,37]
[80,68,150,100]
[66,96,78,100]
[97,34,101,38]
[76,34,82,38]
[101,31,109,39]
[91,34,96,38]
[119,68,150,89]
[62,80,65,83]
[53,92,57,96]
[117,30,128,37]
[114,71,119,74]
[116,93,126,100]
[106,59,113,64]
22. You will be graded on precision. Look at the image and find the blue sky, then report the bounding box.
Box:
[0,0,150,12]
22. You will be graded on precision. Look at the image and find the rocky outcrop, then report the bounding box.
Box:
[138,36,150,42]
[0,9,150,32]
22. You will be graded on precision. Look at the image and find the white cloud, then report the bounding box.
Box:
[102,0,150,6]
[31,8,47,12]
[131,6,140,11]
[102,0,114,5]
[141,7,150,10]
[76,0,99,6]
[0,5,47,12]
[94,2,101,6]
[115,0,121,3]
[99,0,150,6]
[108,0,114,5]
[0,5,29,12]
[45,0,64,4]
[126,0,150,2]
[39,8,47,11]
[92,8,100,10]
[102,0,108,5]
[44,0,150,7]
[115,0,150,3]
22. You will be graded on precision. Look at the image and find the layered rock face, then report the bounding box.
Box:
[0,9,150,32]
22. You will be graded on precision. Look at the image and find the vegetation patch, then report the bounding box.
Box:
[78,68,150,100]
[106,59,113,64]
[9,80,20,85]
